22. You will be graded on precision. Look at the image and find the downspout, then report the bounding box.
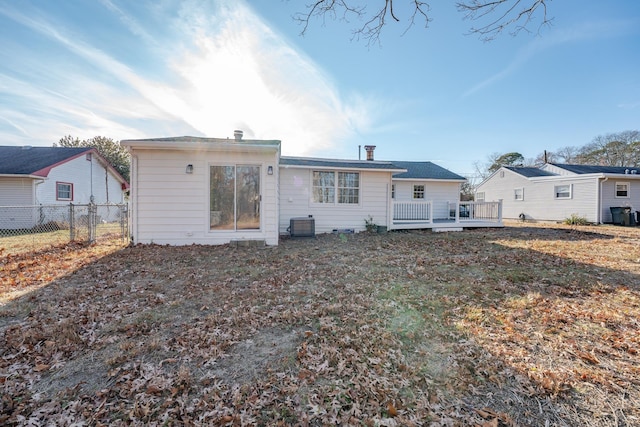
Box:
[131,154,138,243]
[34,178,45,204]
[598,176,608,224]
[386,182,390,230]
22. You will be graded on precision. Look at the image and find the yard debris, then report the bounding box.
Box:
[1,223,640,425]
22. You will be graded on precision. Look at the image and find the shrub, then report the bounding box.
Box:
[564,214,590,226]
[364,215,377,232]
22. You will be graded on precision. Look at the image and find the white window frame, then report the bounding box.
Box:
[413,184,425,199]
[311,170,360,205]
[56,182,73,201]
[514,188,524,201]
[615,182,630,198]
[476,191,485,202]
[554,184,572,199]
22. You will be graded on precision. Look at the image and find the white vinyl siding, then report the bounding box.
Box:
[477,168,598,222]
[279,168,390,234]
[393,180,461,219]
[36,155,125,205]
[601,180,640,222]
[131,148,278,245]
[0,178,35,205]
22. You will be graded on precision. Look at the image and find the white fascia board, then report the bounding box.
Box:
[0,174,43,179]
[529,174,603,183]
[392,178,466,183]
[280,164,406,173]
[120,139,279,154]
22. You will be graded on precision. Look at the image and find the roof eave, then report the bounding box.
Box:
[121,139,280,152]
[280,164,406,173]
[392,177,466,182]
[0,174,45,179]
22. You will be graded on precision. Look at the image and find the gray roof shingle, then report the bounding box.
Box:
[391,161,466,180]
[550,163,640,175]
[0,146,92,176]
[504,166,556,178]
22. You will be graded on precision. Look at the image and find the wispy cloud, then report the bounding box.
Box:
[0,0,377,155]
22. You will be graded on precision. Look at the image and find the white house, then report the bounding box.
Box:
[476,163,640,224]
[122,133,502,246]
[0,146,128,208]
[0,146,128,230]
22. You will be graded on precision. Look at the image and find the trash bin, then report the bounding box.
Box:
[622,208,636,226]
[610,207,624,225]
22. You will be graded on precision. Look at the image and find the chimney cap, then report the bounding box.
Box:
[364,145,376,161]
[233,130,243,141]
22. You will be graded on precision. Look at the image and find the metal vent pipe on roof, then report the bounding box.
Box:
[234,130,243,141]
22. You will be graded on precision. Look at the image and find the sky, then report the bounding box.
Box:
[0,0,639,178]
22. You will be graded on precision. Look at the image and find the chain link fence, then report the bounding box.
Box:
[0,203,128,255]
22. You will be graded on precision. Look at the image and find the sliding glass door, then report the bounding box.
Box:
[210,165,260,231]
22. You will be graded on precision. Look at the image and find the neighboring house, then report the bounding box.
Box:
[476,163,640,223]
[0,146,128,228]
[122,133,502,246]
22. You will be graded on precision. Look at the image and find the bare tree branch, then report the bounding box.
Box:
[293,0,431,46]
[293,1,551,44]
[457,0,552,41]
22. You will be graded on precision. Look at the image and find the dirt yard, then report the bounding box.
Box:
[1,223,639,426]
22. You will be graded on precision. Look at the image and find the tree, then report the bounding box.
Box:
[295,0,551,44]
[55,136,130,182]
[460,177,475,201]
[574,131,640,167]
[488,151,524,173]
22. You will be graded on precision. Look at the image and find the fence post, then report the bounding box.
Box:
[69,203,75,241]
[88,203,96,243]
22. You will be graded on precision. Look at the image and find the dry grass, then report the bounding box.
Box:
[1,223,639,425]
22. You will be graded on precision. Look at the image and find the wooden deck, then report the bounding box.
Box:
[390,201,503,231]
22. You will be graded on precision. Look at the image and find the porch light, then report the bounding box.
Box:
[267,165,273,175]
[186,164,194,174]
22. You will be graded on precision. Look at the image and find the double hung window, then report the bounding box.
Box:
[312,171,359,204]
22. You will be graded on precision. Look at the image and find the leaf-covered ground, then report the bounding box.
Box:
[1,223,639,426]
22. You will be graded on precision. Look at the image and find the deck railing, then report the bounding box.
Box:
[392,200,502,225]
[449,201,502,223]
[393,200,432,223]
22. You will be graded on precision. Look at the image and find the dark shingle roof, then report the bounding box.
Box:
[504,166,556,178]
[391,161,466,180]
[0,146,92,176]
[280,156,404,171]
[550,163,640,175]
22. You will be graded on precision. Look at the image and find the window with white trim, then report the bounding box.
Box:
[616,182,629,198]
[312,171,359,204]
[56,182,73,201]
[514,188,524,201]
[476,192,485,202]
[554,184,571,199]
[413,185,425,199]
